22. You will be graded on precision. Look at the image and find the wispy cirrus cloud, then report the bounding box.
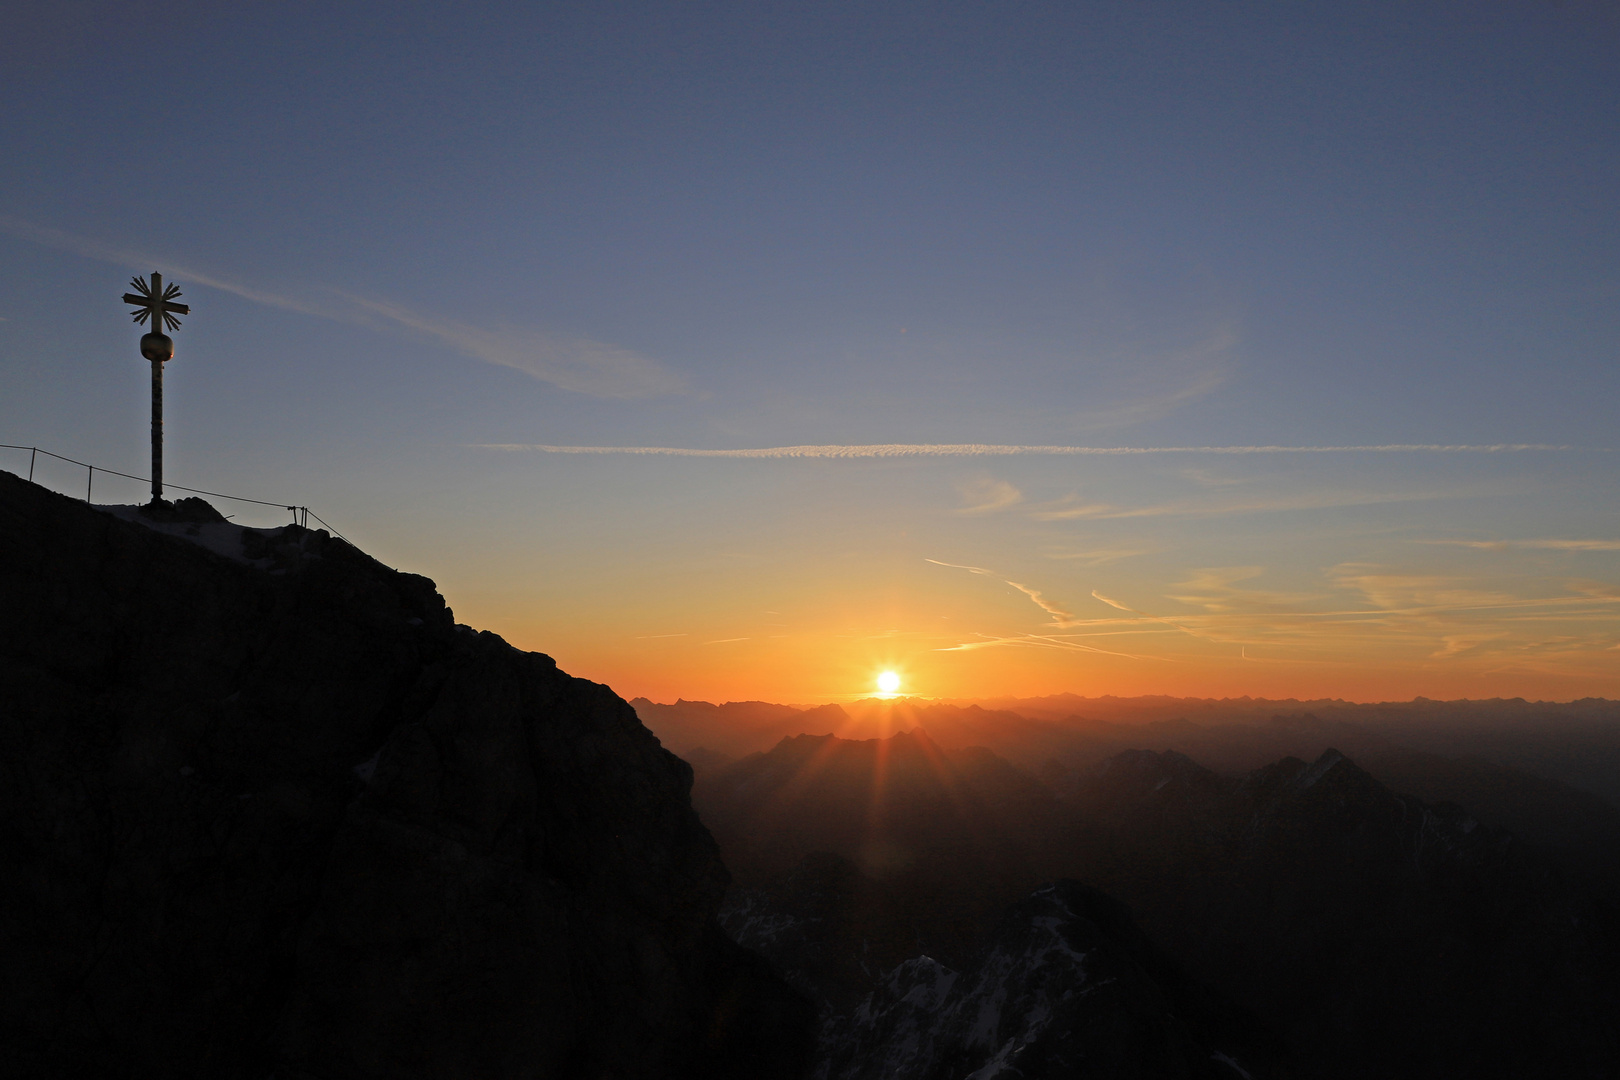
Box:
[953,473,1023,515]
[1431,633,1507,659]
[1167,567,1326,614]
[1029,486,1486,522]
[1007,582,1075,622]
[936,632,1170,661]
[1027,496,1124,520]
[340,294,685,399]
[928,558,1116,632]
[930,552,1620,669]
[1070,321,1237,431]
[1567,580,1620,599]
[1074,363,1231,431]
[927,559,1223,647]
[1419,538,1620,552]
[0,215,332,319]
[924,558,1000,577]
[1090,591,1137,613]
[477,442,1580,458]
[1089,589,1207,639]
[1,216,683,399]
[1179,467,1248,487]
[1044,547,1155,566]
[1327,566,1518,613]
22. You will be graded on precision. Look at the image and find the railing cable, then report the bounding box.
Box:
[2,443,349,543]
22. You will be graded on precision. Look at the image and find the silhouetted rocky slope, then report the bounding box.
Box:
[704,734,1290,1077]
[697,729,1064,981]
[1072,749,1620,1080]
[1353,744,1620,888]
[700,729,1620,1079]
[818,881,1273,1080]
[0,471,812,1079]
[727,868,1286,1079]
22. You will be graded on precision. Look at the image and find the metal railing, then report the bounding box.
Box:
[1,443,348,542]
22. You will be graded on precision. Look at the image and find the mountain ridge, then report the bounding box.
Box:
[0,470,813,1079]
[700,727,1620,1078]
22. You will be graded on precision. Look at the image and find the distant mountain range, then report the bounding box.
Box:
[634,694,1620,871]
[683,720,1620,1078]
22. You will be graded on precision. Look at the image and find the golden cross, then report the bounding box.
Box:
[122,272,190,332]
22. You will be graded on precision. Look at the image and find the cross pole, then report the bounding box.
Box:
[122,272,190,503]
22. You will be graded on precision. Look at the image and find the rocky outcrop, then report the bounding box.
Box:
[1072,748,1620,1080]
[698,729,1071,1000]
[0,471,811,1079]
[710,736,1620,1079]
[816,880,1272,1080]
[704,736,1289,1078]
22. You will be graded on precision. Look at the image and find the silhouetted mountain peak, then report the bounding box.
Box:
[1284,746,1347,792]
[1084,750,1230,818]
[1243,748,1397,817]
[752,727,948,768]
[772,730,837,753]
[799,702,855,726]
[0,470,813,1079]
[818,878,1268,1080]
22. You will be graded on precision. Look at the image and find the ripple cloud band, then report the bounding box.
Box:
[475,443,1576,458]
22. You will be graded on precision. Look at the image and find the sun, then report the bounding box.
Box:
[876,670,901,696]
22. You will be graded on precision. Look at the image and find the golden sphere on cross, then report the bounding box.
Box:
[140,332,174,362]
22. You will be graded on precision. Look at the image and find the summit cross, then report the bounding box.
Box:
[122,272,190,503]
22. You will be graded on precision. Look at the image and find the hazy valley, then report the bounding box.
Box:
[641,696,1620,1078]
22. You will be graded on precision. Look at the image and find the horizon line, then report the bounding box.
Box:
[476,442,1584,459]
[630,691,1616,707]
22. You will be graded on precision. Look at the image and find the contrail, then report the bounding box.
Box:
[475,442,1579,458]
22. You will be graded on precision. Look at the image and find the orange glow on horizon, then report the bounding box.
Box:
[460,547,1620,706]
[492,614,1620,706]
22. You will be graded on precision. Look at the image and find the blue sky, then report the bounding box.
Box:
[3,1,1618,701]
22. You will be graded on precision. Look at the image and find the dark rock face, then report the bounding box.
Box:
[720,852,873,1016]
[0,471,811,1079]
[1074,749,1620,1080]
[1352,744,1620,890]
[705,736,1288,1077]
[699,730,1068,993]
[816,881,1270,1080]
[709,733,1620,1079]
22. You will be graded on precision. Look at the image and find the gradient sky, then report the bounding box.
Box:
[3,1,1618,703]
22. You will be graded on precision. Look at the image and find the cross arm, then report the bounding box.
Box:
[121,294,190,312]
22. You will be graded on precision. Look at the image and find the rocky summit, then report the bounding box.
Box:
[816,880,1269,1080]
[0,470,812,1079]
